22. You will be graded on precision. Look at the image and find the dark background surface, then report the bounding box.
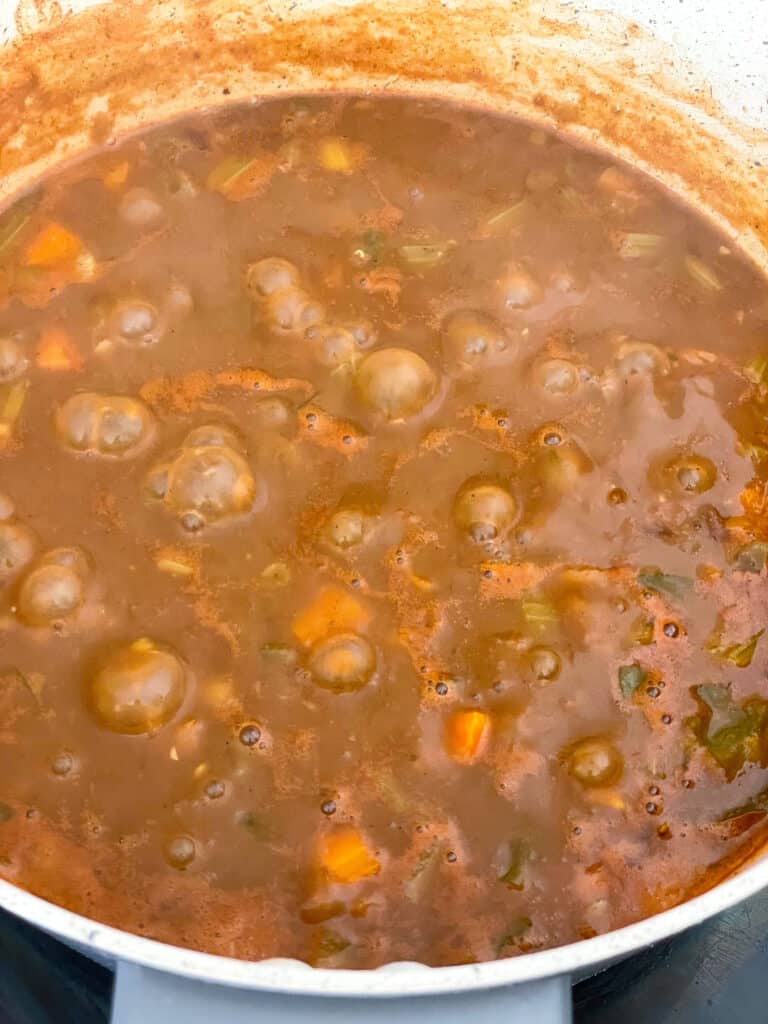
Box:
[0,891,767,1023]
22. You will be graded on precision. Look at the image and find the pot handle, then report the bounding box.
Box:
[112,961,572,1022]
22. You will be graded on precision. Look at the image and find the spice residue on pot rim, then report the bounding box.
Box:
[1,0,766,267]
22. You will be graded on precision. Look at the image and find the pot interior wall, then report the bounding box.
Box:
[0,0,766,273]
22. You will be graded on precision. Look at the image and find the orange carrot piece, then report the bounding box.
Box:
[318,827,380,884]
[103,162,130,189]
[23,222,82,267]
[292,586,369,648]
[317,136,367,174]
[444,709,490,763]
[35,327,83,371]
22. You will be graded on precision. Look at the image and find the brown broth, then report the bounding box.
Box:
[0,95,767,966]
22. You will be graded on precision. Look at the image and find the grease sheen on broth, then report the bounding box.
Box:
[0,95,767,968]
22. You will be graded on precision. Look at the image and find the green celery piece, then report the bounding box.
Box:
[745,353,768,387]
[0,666,42,706]
[311,927,350,961]
[733,542,768,574]
[708,706,767,778]
[496,916,533,956]
[618,663,647,699]
[482,197,529,234]
[556,187,590,217]
[499,838,530,890]
[629,616,655,646]
[398,241,456,269]
[691,684,768,780]
[738,441,768,464]
[684,254,722,291]
[404,842,442,903]
[260,643,298,666]
[637,568,693,600]
[720,783,768,822]
[206,154,262,194]
[616,232,664,260]
[520,596,559,635]
[707,629,764,668]
[355,229,386,266]
[0,195,36,260]
[237,810,271,840]
[696,683,733,715]
[374,768,409,813]
[0,211,30,259]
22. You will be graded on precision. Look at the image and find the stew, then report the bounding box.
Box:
[0,95,767,967]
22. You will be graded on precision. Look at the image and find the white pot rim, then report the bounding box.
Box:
[0,856,765,995]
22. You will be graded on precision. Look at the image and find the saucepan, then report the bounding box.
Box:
[0,0,767,1020]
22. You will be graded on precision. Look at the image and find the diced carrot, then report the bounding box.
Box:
[23,222,82,267]
[292,585,369,648]
[35,327,83,371]
[317,136,367,174]
[586,789,626,811]
[444,709,490,763]
[103,162,130,189]
[318,827,380,884]
[357,265,402,306]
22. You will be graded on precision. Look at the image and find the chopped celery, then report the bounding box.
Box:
[629,616,655,646]
[0,208,31,259]
[520,597,559,633]
[374,768,409,813]
[0,666,36,703]
[618,663,647,699]
[706,628,764,668]
[720,782,768,823]
[499,838,530,890]
[616,232,664,260]
[398,241,456,269]
[207,155,257,191]
[260,644,298,667]
[496,916,533,956]
[309,926,350,963]
[482,198,529,234]
[695,683,731,712]
[637,568,693,600]
[684,254,722,291]
[0,379,29,440]
[0,195,36,260]
[733,541,768,573]
[745,353,768,387]
[738,440,768,464]
[352,229,386,267]
[155,556,194,577]
[556,187,590,216]
[404,842,442,903]
[689,684,768,779]
[206,153,274,199]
